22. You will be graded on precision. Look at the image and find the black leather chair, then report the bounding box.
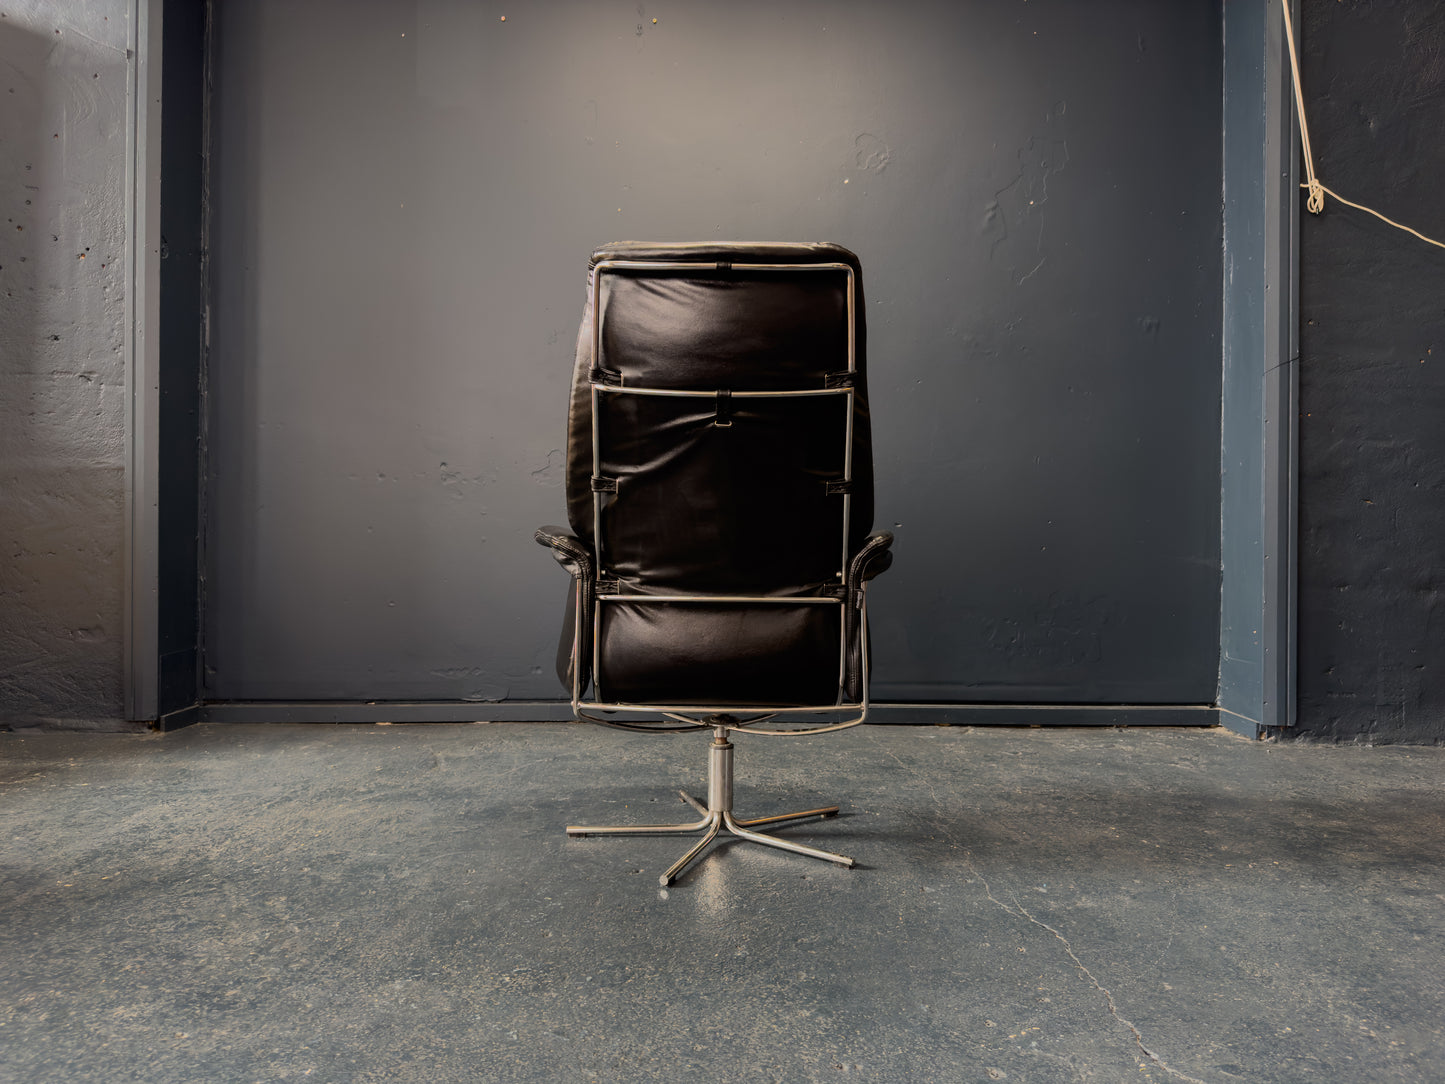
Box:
[536,242,893,885]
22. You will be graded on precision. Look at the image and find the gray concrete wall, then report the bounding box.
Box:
[0,1,131,729]
[1292,1,1445,744]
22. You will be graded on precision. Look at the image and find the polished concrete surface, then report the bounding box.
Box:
[2,722,1443,1083]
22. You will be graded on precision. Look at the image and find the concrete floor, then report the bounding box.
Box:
[2,722,1443,1084]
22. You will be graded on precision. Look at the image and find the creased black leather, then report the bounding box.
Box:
[543,242,890,710]
[597,394,849,595]
[534,525,591,578]
[597,601,841,706]
[566,242,872,550]
[598,271,848,390]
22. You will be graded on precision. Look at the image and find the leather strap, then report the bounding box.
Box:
[714,389,733,427]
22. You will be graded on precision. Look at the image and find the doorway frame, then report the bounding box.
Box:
[124,0,1298,735]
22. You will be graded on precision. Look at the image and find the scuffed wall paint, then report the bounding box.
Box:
[1294,1,1445,744]
[0,1,131,728]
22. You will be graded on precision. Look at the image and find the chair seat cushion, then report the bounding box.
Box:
[596,600,843,707]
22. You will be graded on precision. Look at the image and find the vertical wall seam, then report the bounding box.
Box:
[123,0,138,716]
[1216,0,1229,709]
[195,0,215,704]
[1283,3,1301,729]
[1263,0,1300,729]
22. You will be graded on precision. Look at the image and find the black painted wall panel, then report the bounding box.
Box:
[205,0,1223,705]
[1294,1,1445,743]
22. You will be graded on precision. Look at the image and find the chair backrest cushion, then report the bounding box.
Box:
[565,242,874,597]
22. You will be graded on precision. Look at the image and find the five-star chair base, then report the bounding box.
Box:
[566,725,855,886]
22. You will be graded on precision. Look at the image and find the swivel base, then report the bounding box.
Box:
[566,726,855,886]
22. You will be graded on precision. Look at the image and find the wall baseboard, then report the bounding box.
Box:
[867,704,1219,727]
[192,701,1220,728]
[155,703,202,732]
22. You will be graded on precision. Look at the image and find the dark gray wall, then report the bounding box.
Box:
[0,4,132,729]
[1292,1,1445,743]
[205,0,1225,707]
[156,0,208,717]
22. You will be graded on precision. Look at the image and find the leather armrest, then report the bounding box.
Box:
[535,526,595,696]
[848,530,894,585]
[841,531,892,702]
[534,525,593,581]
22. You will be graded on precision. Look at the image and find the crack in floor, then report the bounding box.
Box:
[863,731,945,809]
[965,857,1211,1084]
[862,730,1210,1083]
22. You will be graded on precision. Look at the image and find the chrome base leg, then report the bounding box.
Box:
[723,810,853,868]
[565,725,855,886]
[734,804,841,829]
[565,807,712,836]
[660,812,723,885]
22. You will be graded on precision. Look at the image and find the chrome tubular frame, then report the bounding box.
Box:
[582,259,865,737]
[565,257,869,883]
